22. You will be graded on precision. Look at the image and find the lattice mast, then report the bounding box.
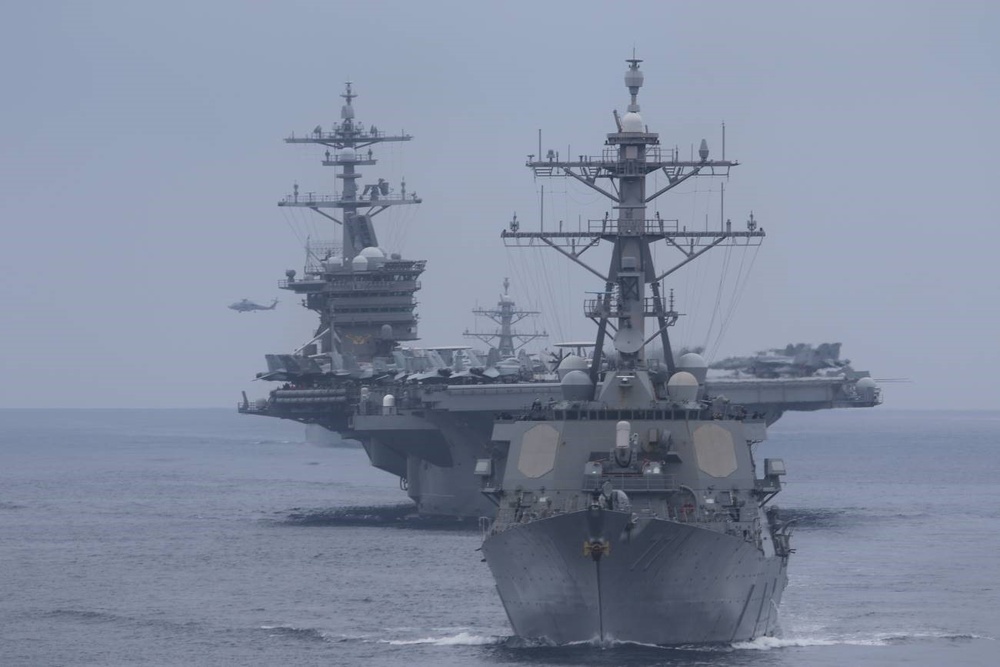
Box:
[279,81,421,261]
[502,58,764,391]
[464,278,548,357]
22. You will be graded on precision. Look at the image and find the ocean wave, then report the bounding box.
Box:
[779,506,930,530]
[259,624,330,642]
[45,608,123,623]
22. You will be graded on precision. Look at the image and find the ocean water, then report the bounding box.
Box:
[1,408,997,666]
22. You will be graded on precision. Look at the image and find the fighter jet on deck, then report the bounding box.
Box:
[229,298,278,313]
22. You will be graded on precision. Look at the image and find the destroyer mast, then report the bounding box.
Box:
[502,57,763,391]
[463,278,547,361]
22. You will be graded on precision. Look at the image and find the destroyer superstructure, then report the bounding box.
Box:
[477,58,879,644]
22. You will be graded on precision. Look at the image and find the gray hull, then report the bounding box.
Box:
[482,510,787,645]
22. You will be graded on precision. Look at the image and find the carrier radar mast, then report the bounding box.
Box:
[279,81,421,261]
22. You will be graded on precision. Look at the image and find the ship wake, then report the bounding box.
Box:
[277,504,478,529]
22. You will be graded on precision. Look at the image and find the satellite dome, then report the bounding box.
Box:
[677,352,708,383]
[351,255,368,270]
[339,148,355,161]
[855,376,878,402]
[557,354,588,371]
[621,112,644,133]
[555,354,586,380]
[666,371,699,403]
[561,370,593,401]
[678,353,707,369]
[359,246,386,269]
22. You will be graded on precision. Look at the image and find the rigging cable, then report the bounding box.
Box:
[702,241,734,356]
[710,242,762,361]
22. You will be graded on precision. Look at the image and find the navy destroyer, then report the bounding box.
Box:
[477,59,879,644]
[240,78,880,522]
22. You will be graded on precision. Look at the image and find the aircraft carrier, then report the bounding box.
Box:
[239,80,425,433]
[478,57,879,645]
[240,79,880,522]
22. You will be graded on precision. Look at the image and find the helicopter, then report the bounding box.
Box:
[228,298,278,313]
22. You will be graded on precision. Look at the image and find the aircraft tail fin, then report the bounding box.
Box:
[268,299,279,310]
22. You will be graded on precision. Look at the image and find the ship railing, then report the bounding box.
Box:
[584,473,678,495]
[487,485,746,534]
[237,401,268,414]
[308,276,423,291]
[279,191,421,206]
[527,146,737,171]
[587,217,680,234]
[502,221,763,248]
[356,389,422,415]
[286,128,412,143]
[278,277,326,288]
[322,156,377,166]
[584,295,675,319]
[528,145,676,167]
[277,276,423,289]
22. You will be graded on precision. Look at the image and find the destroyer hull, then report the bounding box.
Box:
[482,510,787,645]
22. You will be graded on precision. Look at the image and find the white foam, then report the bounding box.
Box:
[731,630,993,651]
[733,635,886,650]
[382,631,499,646]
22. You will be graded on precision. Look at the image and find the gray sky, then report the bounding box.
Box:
[1,1,997,409]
